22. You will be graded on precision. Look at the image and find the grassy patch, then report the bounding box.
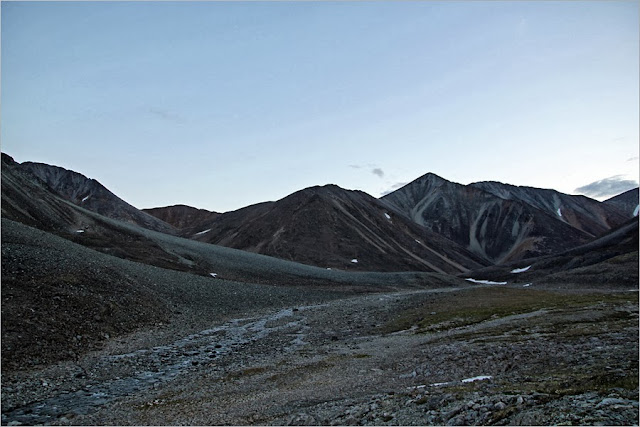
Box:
[537,371,639,396]
[380,287,637,334]
[352,353,371,359]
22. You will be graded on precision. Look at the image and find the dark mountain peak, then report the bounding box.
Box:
[283,183,363,204]
[145,203,217,213]
[143,204,219,230]
[187,178,486,273]
[381,171,628,263]
[423,171,447,180]
[14,160,175,234]
[1,152,17,166]
[414,172,450,186]
[604,187,639,218]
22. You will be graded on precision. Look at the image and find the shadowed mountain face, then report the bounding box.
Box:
[470,181,627,237]
[2,152,631,273]
[381,173,624,264]
[461,217,639,290]
[17,159,175,234]
[604,188,639,218]
[143,205,219,230]
[181,184,488,274]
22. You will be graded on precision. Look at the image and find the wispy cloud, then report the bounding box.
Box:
[627,156,639,162]
[380,181,408,197]
[371,168,384,178]
[348,164,385,178]
[148,107,185,123]
[575,175,639,199]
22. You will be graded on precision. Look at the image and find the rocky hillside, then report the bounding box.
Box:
[183,184,488,273]
[143,204,219,230]
[470,180,626,237]
[381,173,599,264]
[17,158,175,234]
[603,187,639,218]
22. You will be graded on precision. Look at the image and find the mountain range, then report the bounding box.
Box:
[2,151,638,375]
[2,153,636,274]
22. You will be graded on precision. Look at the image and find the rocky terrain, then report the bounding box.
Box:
[16,157,175,234]
[1,154,638,426]
[2,285,637,426]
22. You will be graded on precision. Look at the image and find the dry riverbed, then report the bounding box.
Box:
[2,286,638,426]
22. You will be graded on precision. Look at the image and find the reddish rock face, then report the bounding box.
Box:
[143,205,219,230]
[180,184,488,274]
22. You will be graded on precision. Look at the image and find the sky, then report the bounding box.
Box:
[2,1,638,212]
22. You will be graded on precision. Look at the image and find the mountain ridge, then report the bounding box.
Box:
[180,183,488,273]
[14,157,175,234]
[381,172,627,264]
[2,152,634,271]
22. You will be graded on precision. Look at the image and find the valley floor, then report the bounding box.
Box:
[2,285,638,426]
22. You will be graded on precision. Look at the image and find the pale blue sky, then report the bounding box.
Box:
[2,1,638,212]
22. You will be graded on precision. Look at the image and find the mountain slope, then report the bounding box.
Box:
[460,217,638,289]
[604,187,639,218]
[470,181,627,237]
[184,184,488,274]
[4,217,463,371]
[2,154,465,287]
[143,204,219,230]
[381,173,596,263]
[17,158,175,234]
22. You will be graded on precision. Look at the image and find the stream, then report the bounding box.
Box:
[2,305,316,425]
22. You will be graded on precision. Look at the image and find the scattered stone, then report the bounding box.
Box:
[494,401,507,410]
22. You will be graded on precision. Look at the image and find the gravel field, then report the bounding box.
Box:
[2,218,638,425]
[2,284,637,426]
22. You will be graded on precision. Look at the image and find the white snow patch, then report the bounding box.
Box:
[209,273,217,278]
[523,283,532,287]
[429,382,450,387]
[326,268,332,270]
[511,265,532,274]
[465,278,507,285]
[76,230,85,233]
[415,239,421,244]
[194,229,211,236]
[81,195,90,202]
[634,204,639,217]
[351,259,358,263]
[384,212,391,220]
[462,375,492,383]
[557,208,562,217]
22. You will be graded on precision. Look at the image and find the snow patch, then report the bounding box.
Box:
[523,283,532,287]
[634,204,639,217]
[462,375,492,383]
[557,208,562,217]
[351,259,358,263]
[209,273,217,278]
[326,268,332,270]
[81,195,90,202]
[415,239,421,244]
[465,278,507,285]
[511,265,531,274]
[76,230,85,233]
[384,212,391,220]
[194,229,211,236]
